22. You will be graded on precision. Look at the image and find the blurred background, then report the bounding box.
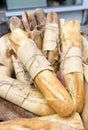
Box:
[0,0,88,36]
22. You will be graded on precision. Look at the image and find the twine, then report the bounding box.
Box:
[4,79,16,99]
[60,38,82,71]
[25,53,44,75]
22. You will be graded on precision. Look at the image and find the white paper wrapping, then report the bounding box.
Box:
[60,47,83,74]
[43,23,59,51]
[18,39,53,79]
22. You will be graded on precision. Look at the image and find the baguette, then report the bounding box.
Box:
[0,97,36,121]
[0,34,13,77]
[43,12,60,72]
[0,74,55,116]
[9,28,74,117]
[28,12,43,50]
[7,39,32,85]
[22,11,43,50]
[27,12,36,31]
[0,117,84,130]
[22,11,36,32]
[38,112,84,129]
[9,16,29,41]
[60,20,84,113]
[9,16,24,32]
[34,8,46,30]
[34,8,46,40]
[22,11,30,33]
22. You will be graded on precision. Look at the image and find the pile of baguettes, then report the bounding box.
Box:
[0,8,88,129]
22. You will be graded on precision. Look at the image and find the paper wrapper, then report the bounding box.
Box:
[60,47,83,74]
[43,23,59,51]
[60,20,84,113]
[18,40,53,79]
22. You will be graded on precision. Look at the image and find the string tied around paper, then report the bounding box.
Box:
[60,39,83,74]
[31,23,45,36]
[43,23,59,51]
[18,40,53,79]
